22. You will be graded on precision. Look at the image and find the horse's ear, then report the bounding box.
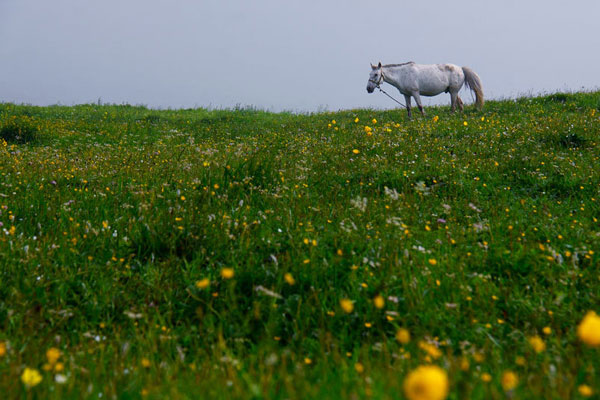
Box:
[371,63,376,69]
[378,62,382,68]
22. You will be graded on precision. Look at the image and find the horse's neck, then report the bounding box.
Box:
[382,66,405,85]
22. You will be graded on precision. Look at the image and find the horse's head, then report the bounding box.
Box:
[366,62,383,93]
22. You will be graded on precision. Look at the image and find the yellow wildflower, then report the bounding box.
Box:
[21,367,42,387]
[373,295,385,309]
[221,268,235,279]
[340,299,354,314]
[9,226,16,235]
[354,362,364,373]
[501,371,518,391]
[0,342,6,357]
[528,336,546,353]
[284,273,295,285]
[578,385,593,397]
[542,326,552,335]
[418,341,442,359]
[396,328,411,344]
[403,365,449,400]
[515,356,526,366]
[352,149,360,154]
[577,311,600,347]
[195,278,210,289]
[46,347,61,364]
[481,373,492,382]
[141,358,151,368]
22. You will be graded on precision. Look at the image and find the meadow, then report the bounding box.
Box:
[0,91,599,399]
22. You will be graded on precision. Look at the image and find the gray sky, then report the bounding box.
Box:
[1,0,599,111]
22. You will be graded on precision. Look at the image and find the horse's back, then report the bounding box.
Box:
[413,64,464,96]
[430,63,464,81]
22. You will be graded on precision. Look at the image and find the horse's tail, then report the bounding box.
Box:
[462,66,484,110]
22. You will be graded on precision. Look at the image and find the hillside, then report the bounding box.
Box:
[1,92,599,399]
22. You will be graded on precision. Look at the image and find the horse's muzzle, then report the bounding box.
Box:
[367,87,374,93]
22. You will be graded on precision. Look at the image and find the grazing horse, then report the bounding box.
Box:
[366,62,484,117]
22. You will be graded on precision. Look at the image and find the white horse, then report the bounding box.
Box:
[366,62,484,117]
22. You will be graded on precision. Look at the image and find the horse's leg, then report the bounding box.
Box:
[457,95,464,112]
[404,94,412,118]
[412,92,425,116]
[450,91,458,113]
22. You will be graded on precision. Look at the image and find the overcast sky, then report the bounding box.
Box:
[1,0,599,111]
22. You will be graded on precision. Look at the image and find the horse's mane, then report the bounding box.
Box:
[383,62,415,68]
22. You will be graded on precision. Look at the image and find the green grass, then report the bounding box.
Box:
[0,91,599,399]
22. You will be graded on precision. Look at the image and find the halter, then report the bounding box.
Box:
[369,69,385,87]
[369,68,406,108]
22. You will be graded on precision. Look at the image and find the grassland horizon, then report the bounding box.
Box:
[7,87,599,114]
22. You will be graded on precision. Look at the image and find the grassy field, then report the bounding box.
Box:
[1,91,600,399]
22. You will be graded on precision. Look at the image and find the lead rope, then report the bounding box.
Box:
[377,86,406,108]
